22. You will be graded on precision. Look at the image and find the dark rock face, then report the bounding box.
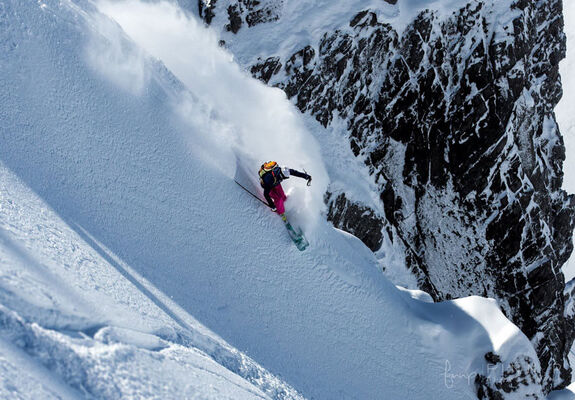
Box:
[199,0,575,394]
[325,192,384,251]
[199,0,282,32]
[251,57,282,84]
[198,0,216,24]
[476,353,541,399]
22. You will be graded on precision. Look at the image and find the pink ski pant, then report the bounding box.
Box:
[270,184,287,214]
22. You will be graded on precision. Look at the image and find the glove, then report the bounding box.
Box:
[306,175,312,186]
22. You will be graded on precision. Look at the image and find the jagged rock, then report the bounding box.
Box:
[199,0,575,394]
[476,355,543,399]
[200,0,282,33]
[325,192,384,251]
[226,4,242,33]
[198,0,216,24]
[485,352,502,365]
[251,57,282,84]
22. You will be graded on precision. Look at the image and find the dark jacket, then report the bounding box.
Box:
[260,167,310,209]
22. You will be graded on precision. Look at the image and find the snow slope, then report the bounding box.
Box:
[0,0,544,398]
[0,161,299,399]
[549,383,575,400]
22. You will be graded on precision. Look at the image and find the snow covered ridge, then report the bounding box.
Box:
[199,0,575,395]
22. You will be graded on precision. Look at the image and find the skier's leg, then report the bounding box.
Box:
[276,184,287,201]
[270,186,286,214]
[263,187,275,209]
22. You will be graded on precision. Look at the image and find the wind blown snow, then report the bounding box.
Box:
[95,0,329,229]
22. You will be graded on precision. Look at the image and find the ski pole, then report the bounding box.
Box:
[303,169,312,186]
[234,180,271,208]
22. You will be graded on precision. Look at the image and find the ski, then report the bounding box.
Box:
[281,215,309,251]
[235,178,309,250]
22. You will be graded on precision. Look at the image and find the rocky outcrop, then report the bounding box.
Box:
[476,352,542,399]
[199,0,282,32]
[200,0,575,394]
[325,192,384,251]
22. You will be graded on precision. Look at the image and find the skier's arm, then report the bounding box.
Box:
[288,168,309,179]
[288,169,312,185]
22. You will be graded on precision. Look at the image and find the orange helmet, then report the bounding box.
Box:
[262,161,277,171]
[260,161,278,177]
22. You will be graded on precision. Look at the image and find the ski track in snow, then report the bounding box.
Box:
[0,0,543,399]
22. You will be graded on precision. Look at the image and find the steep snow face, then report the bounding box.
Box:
[199,0,575,392]
[0,1,303,398]
[92,0,330,232]
[0,0,550,398]
[0,165,285,400]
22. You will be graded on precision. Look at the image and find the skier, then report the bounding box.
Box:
[259,161,311,218]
